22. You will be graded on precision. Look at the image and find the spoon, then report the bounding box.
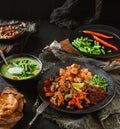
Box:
[0,50,8,65]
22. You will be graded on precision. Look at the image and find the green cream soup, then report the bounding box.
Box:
[1,57,41,80]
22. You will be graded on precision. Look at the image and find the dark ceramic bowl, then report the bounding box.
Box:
[0,53,42,87]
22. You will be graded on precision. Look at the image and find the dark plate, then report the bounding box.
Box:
[37,62,115,114]
[0,22,26,41]
[69,24,120,59]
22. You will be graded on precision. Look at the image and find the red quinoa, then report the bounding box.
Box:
[81,83,107,104]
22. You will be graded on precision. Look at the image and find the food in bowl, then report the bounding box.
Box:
[0,55,42,81]
[0,22,26,40]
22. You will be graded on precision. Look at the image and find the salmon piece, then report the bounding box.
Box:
[59,68,66,76]
[60,76,66,81]
[67,76,74,82]
[70,67,79,75]
[73,77,82,83]
[65,70,71,76]
[80,68,89,74]
[84,72,93,81]
[66,66,71,70]
[71,64,80,69]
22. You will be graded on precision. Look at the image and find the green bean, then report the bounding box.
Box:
[72,36,112,55]
[88,74,109,90]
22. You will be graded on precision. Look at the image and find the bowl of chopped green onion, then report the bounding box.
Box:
[0,53,42,87]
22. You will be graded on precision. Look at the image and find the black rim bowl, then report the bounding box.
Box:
[0,53,43,87]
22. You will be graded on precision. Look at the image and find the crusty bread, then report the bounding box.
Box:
[0,93,18,116]
[0,122,16,129]
[2,87,25,101]
[2,87,26,112]
[0,111,23,125]
[0,87,26,129]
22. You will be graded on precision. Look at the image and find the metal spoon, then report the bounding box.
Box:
[0,50,8,65]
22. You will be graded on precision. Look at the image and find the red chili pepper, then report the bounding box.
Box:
[93,35,118,51]
[83,30,113,39]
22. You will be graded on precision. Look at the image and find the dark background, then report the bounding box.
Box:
[0,0,120,28]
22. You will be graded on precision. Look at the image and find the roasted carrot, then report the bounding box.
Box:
[45,92,54,97]
[68,98,76,105]
[77,91,87,95]
[84,98,90,104]
[43,87,49,92]
[78,96,84,100]
[50,85,55,92]
[93,35,118,51]
[75,97,83,109]
[58,80,65,86]
[83,30,113,39]
[43,80,51,87]
[56,91,64,103]
[50,99,57,106]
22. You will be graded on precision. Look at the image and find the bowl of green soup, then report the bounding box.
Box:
[0,53,42,86]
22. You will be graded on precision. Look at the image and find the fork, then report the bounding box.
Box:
[24,101,49,129]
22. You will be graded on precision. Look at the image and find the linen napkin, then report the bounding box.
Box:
[37,40,120,129]
[0,20,38,59]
